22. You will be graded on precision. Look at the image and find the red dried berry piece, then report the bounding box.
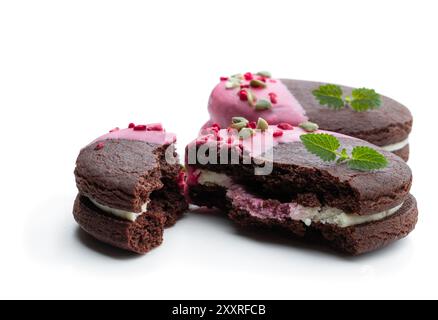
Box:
[220,77,228,81]
[177,170,186,189]
[134,125,147,131]
[109,127,120,133]
[240,84,250,89]
[247,121,257,129]
[277,123,294,130]
[238,89,248,101]
[258,76,267,82]
[95,142,105,150]
[273,129,284,137]
[128,123,135,129]
[211,123,221,130]
[227,137,233,144]
[195,138,207,146]
[268,92,278,104]
[244,72,253,81]
[147,123,164,131]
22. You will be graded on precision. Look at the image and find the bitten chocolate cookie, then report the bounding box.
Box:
[186,123,417,255]
[73,123,187,254]
[281,79,413,161]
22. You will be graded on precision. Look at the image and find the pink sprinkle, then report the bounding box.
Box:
[258,76,267,82]
[134,125,147,131]
[247,121,256,129]
[238,90,248,101]
[268,92,278,104]
[269,79,277,83]
[128,123,135,129]
[109,127,120,133]
[277,123,294,130]
[177,171,186,189]
[244,72,253,81]
[227,137,233,144]
[195,135,213,146]
[187,170,201,185]
[273,129,283,137]
[220,76,228,81]
[95,142,105,150]
[211,123,221,130]
[147,123,164,131]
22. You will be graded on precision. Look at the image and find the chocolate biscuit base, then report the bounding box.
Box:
[281,79,412,160]
[73,179,187,254]
[74,195,166,254]
[229,194,417,255]
[189,184,417,255]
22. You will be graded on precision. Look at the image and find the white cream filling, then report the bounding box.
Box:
[299,203,403,228]
[88,197,149,222]
[197,170,234,188]
[196,170,403,228]
[381,137,409,152]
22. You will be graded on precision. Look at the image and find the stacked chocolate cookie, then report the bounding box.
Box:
[185,125,417,255]
[73,124,187,254]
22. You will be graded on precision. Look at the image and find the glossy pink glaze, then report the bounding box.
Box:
[203,76,308,129]
[195,125,320,157]
[186,124,347,188]
[91,125,176,146]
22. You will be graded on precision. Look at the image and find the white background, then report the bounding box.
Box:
[0,0,436,300]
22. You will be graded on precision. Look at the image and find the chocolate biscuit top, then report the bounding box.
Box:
[281,79,413,146]
[75,140,166,212]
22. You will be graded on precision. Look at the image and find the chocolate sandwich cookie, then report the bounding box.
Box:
[281,79,413,161]
[186,122,417,255]
[74,123,187,254]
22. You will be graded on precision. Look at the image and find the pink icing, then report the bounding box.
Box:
[203,75,308,129]
[91,125,176,146]
[191,125,322,158]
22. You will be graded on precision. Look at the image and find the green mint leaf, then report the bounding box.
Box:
[312,84,345,110]
[300,133,341,162]
[347,146,388,171]
[337,148,350,163]
[350,88,381,111]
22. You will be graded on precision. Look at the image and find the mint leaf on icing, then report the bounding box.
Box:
[313,84,382,112]
[300,134,388,171]
[300,133,340,162]
[312,84,345,110]
[349,88,381,111]
[348,146,388,171]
